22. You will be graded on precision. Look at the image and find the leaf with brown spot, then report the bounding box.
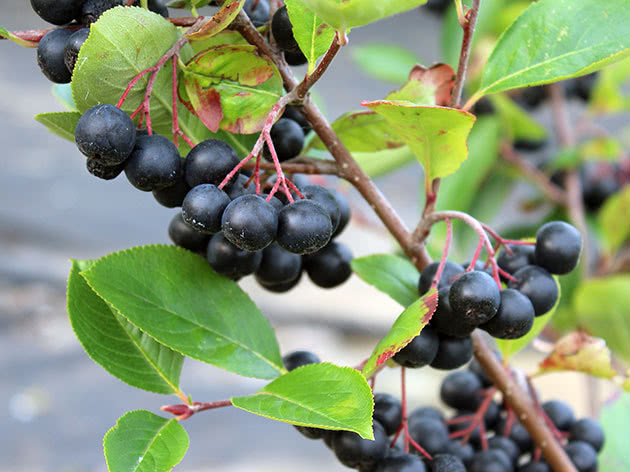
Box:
[188,84,223,132]
[387,64,455,106]
[186,0,246,40]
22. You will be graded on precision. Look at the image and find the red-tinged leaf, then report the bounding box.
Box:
[362,289,438,379]
[186,0,246,40]
[188,83,223,132]
[538,332,618,380]
[387,64,455,106]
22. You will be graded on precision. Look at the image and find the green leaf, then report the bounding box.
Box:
[477,0,630,97]
[285,0,335,74]
[600,395,630,472]
[386,64,455,107]
[351,254,419,307]
[67,260,184,395]
[168,0,211,8]
[52,84,78,111]
[352,147,416,177]
[185,0,245,40]
[590,57,630,114]
[362,290,438,378]
[573,276,630,361]
[232,363,374,439]
[598,185,630,253]
[351,43,421,84]
[301,0,427,32]
[183,45,283,133]
[104,410,189,472]
[362,100,476,182]
[496,276,561,360]
[489,94,546,141]
[82,245,285,380]
[34,112,82,142]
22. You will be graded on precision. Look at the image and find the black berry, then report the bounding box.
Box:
[125,134,181,191]
[566,73,598,102]
[37,29,74,84]
[541,400,575,431]
[257,272,302,292]
[271,6,298,52]
[430,287,476,338]
[168,213,210,253]
[302,185,341,231]
[75,104,137,166]
[407,417,449,456]
[424,0,450,14]
[418,261,464,295]
[448,271,501,326]
[276,200,332,254]
[332,421,389,469]
[440,371,482,411]
[469,450,513,472]
[221,194,279,251]
[565,441,598,472]
[225,174,256,200]
[392,325,439,368]
[206,232,262,280]
[468,351,501,388]
[497,418,533,451]
[580,161,620,212]
[497,245,536,277]
[408,407,444,424]
[430,334,473,370]
[185,139,240,188]
[509,265,558,316]
[64,28,89,74]
[243,0,269,27]
[377,453,427,472]
[487,436,520,465]
[518,462,550,472]
[535,221,582,275]
[283,350,320,371]
[284,105,311,134]
[480,289,535,340]
[284,48,308,66]
[132,0,169,17]
[304,241,352,288]
[31,0,83,25]
[181,184,231,234]
[255,243,302,286]
[152,158,190,208]
[569,418,604,452]
[81,0,124,24]
[430,454,466,472]
[442,441,474,467]
[86,157,125,180]
[266,118,305,162]
[373,393,403,436]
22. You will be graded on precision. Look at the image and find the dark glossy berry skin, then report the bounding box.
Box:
[221,195,278,251]
[565,441,598,472]
[487,436,520,465]
[258,193,285,211]
[81,0,123,24]
[407,417,449,456]
[64,28,89,74]
[409,407,444,424]
[481,289,535,340]
[569,418,604,452]
[580,161,620,212]
[430,334,473,370]
[257,271,302,292]
[535,221,582,275]
[518,462,550,472]
[271,6,298,52]
[332,421,389,469]
[392,325,439,369]
[206,232,262,280]
[244,0,269,27]
[442,441,474,467]
[31,0,83,25]
[226,174,255,200]
[277,200,332,254]
[181,184,231,234]
[283,350,320,371]
[133,0,169,17]
[472,97,495,116]
[424,0,450,14]
[86,157,125,180]
[168,213,210,253]
[430,287,476,338]
[497,419,533,452]
[125,134,181,191]
[376,453,427,472]
[330,189,351,238]
[302,185,341,231]
[304,241,352,288]
[542,401,575,431]
[449,271,501,326]
[509,265,558,316]
[497,245,536,277]
[37,29,73,84]
[284,105,311,134]
[430,454,466,472]
[76,105,137,166]
[418,261,464,295]
[373,393,403,436]
[284,48,308,66]
[440,371,482,411]
[255,243,302,286]
[294,425,326,440]
[152,158,190,208]
[266,118,305,162]
[469,450,513,472]
[185,139,240,188]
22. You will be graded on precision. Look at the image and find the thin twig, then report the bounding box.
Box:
[449,0,482,108]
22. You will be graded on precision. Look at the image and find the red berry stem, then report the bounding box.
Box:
[400,367,410,453]
[447,387,496,449]
[431,217,453,289]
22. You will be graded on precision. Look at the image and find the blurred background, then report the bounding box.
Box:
[0,1,617,471]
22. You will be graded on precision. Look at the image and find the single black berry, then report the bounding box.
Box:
[255,243,302,286]
[373,393,403,436]
[181,184,231,234]
[430,287,476,338]
[152,158,190,208]
[271,6,298,52]
[168,213,210,253]
[472,97,495,116]
[392,325,439,368]
[569,418,604,452]
[125,134,181,191]
[266,118,305,162]
[243,0,269,27]
[408,407,444,424]
[31,0,83,25]
[497,245,536,277]
[64,28,89,74]
[407,417,449,456]
[449,271,501,326]
[294,425,327,440]
[301,185,341,231]
[37,29,74,84]
[284,48,308,66]
[86,157,126,180]
[257,271,302,292]
[418,261,464,295]
[487,436,520,465]
[440,371,482,411]
[330,189,351,238]
[75,104,137,166]
[430,454,466,472]
[284,105,311,134]
[304,241,352,288]
[469,450,513,472]
[541,400,576,431]
[580,161,621,212]
[442,441,474,467]
[497,418,533,451]
[185,139,240,188]
[332,421,389,469]
[81,0,123,24]
[565,441,598,472]
[509,265,558,316]
[133,0,169,17]
[276,199,332,254]
[257,193,285,211]
[517,462,550,472]
[221,194,279,251]
[376,452,427,472]
[225,174,256,200]
[424,0,450,14]
[430,334,473,370]
[206,232,262,280]
[535,221,582,275]
[480,289,535,340]
[283,350,320,371]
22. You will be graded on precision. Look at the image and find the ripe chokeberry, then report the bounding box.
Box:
[283,350,320,371]
[277,199,332,254]
[497,245,536,277]
[518,462,550,472]
[266,118,305,162]
[508,265,558,316]
[221,194,279,251]
[430,287,476,338]
[81,0,123,24]
[86,158,126,180]
[125,134,181,191]
[152,161,191,208]
[185,139,240,188]
[75,104,136,166]
[535,221,582,275]
[469,449,513,472]
[181,184,231,234]
[541,400,575,431]
[407,417,450,456]
[430,454,466,472]
[257,271,302,292]
[37,29,74,84]
[243,0,269,27]
[496,418,533,451]
[480,289,535,340]
[271,6,298,52]
[304,241,352,288]
[392,325,439,368]
[206,232,262,280]
[376,452,427,472]
[430,334,473,370]
[440,371,482,411]
[302,185,341,231]
[225,174,256,200]
[409,406,444,423]
[132,0,169,17]
[31,0,83,25]
[418,261,464,295]
[569,418,604,452]
[284,105,311,134]
[565,441,598,472]
[424,0,450,15]
[64,28,90,74]
[332,421,389,469]
[168,213,210,253]
[580,161,620,212]
[255,243,302,286]
[284,48,308,66]
[442,441,474,467]
[373,393,402,436]
[448,270,501,326]
[487,436,520,465]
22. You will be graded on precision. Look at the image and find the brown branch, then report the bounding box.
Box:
[243,156,340,175]
[449,0,481,108]
[295,34,342,100]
